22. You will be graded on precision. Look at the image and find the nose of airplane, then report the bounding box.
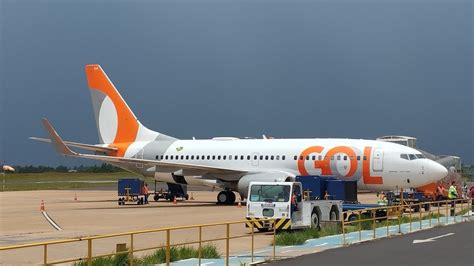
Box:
[428,160,448,182]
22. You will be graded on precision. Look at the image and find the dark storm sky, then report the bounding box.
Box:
[0,0,472,166]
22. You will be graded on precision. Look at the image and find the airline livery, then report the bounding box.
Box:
[33,64,448,205]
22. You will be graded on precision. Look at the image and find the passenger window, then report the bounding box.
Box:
[241,155,244,160]
[181,155,184,160]
[294,155,297,160]
[170,155,174,160]
[207,155,210,160]
[165,155,169,160]
[271,155,274,160]
[260,155,263,160]
[229,155,232,160]
[212,155,215,160]
[191,155,194,160]
[337,155,341,160]
[247,155,251,160]
[265,155,269,160]
[400,154,409,160]
[282,155,286,160]
[156,155,159,160]
[363,156,367,161]
[357,156,360,161]
[217,156,221,160]
[306,155,309,160]
[223,156,226,160]
[234,155,238,160]
[344,156,347,161]
[254,155,257,160]
[276,155,280,160]
[318,155,322,160]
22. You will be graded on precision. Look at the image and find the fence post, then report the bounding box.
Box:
[342,215,346,246]
[251,222,254,262]
[166,229,170,266]
[226,223,230,266]
[445,200,449,224]
[409,204,412,232]
[437,201,440,225]
[198,226,202,266]
[129,233,134,266]
[429,202,432,227]
[272,219,276,260]
[358,211,362,241]
[87,239,92,266]
[419,204,422,230]
[43,244,47,266]
[372,210,375,239]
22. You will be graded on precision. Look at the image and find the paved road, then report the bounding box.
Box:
[268,221,474,266]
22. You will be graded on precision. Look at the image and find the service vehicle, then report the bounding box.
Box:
[246,180,342,231]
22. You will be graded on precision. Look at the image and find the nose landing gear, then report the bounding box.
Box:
[217,190,236,205]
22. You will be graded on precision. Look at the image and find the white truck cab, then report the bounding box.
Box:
[246,181,342,231]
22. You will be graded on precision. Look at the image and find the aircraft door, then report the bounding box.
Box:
[372,148,383,172]
[251,152,259,166]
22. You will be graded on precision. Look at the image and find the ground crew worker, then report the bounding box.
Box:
[143,183,149,204]
[291,191,297,212]
[448,181,458,216]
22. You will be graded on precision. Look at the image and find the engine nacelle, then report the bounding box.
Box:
[237,172,291,198]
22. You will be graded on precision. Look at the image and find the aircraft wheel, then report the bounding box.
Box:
[217,191,228,205]
[227,191,236,205]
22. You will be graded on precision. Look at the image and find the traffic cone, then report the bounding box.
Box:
[40,200,45,211]
[173,196,177,205]
[190,192,195,200]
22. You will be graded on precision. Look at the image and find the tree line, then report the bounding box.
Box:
[10,163,123,173]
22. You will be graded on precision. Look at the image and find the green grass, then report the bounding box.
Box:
[74,244,220,266]
[0,172,152,191]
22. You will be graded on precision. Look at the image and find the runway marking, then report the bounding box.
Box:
[41,211,62,231]
[413,233,455,244]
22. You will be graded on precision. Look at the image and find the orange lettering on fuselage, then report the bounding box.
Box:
[314,146,357,176]
[362,147,383,184]
[298,145,384,185]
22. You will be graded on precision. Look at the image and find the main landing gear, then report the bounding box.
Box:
[217,190,236,205]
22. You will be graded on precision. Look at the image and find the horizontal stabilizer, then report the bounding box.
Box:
[29,137,117,153]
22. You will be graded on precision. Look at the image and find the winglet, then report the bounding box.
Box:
[41,118,77,156]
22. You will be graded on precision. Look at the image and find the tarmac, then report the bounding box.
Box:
[0,189,395,265]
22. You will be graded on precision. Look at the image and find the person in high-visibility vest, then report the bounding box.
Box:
[448,181,458,216]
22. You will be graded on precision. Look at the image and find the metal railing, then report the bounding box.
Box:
[0,218,276,266]
[341,198,472,246]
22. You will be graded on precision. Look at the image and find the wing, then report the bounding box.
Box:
[40,118,246,176]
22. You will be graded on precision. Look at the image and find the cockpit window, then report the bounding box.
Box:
[408,154,417,160]
[400,154,409,160]
[415,154,425,159]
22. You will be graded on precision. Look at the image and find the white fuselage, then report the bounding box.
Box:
[131,138,447,191]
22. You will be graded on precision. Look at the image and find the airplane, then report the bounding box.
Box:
[32,64,448,205]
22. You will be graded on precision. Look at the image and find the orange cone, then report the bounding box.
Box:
[173,196,177,205]
[40,200,45,211]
